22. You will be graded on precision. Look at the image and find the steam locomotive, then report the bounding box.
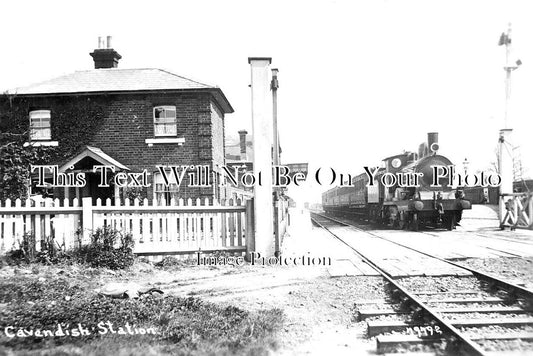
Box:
[322,133,471,230]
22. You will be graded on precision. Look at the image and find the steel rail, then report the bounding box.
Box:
[420,228,533,247]
[395,228,525,258]
[310,212,488,356]
[463,231,533,246]
[319,212,533,302]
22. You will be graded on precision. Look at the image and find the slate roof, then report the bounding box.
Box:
[9,68,233,113]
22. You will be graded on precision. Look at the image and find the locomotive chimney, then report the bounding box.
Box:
[427,132,439,154]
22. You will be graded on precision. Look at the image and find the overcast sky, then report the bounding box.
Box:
[1,0,532,202]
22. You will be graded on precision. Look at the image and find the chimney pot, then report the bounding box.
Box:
[90,37,122,69]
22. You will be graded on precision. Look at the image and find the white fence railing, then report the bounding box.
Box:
[0,197,253,255]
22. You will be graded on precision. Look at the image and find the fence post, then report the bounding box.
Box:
[82,197,93,244]
[245,198,255,261]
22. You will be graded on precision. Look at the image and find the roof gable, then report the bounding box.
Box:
[59,146,130,172]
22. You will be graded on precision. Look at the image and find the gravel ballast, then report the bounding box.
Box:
[457,257,533,288]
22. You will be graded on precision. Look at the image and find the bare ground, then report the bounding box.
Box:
[1,210,390,355]
[0,261,386,355]
[125,261,385,355]
[148,263,387,355]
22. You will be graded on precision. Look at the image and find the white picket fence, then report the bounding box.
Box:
[0,197,252,255]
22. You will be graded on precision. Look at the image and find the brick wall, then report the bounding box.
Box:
[210,101,226,199]
[6,91,226,201]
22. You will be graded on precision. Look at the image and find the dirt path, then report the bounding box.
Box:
[116,208,388,355]
[0,209,389,354]
[123,261,385,355]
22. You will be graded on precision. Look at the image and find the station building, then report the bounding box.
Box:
[1,39,234,204]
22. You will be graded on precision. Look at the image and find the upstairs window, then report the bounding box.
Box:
[29,110,51,140]
[153,106,177,137]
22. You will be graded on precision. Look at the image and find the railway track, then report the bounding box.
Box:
[461,231,533,246]
[311,212,533,356]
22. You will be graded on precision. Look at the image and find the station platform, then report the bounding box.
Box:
[283,208,470,277]
[281,207,533,278]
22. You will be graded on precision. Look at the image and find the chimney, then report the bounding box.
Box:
[427,132,439,154]
[90,36,122,69]
[238,130,248,161]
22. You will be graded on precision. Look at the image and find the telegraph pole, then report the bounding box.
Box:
[271,69,280,167]
[271,68,280,255]
[498,23,521,225]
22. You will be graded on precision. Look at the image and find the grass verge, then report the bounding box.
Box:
[0,274,283,356]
